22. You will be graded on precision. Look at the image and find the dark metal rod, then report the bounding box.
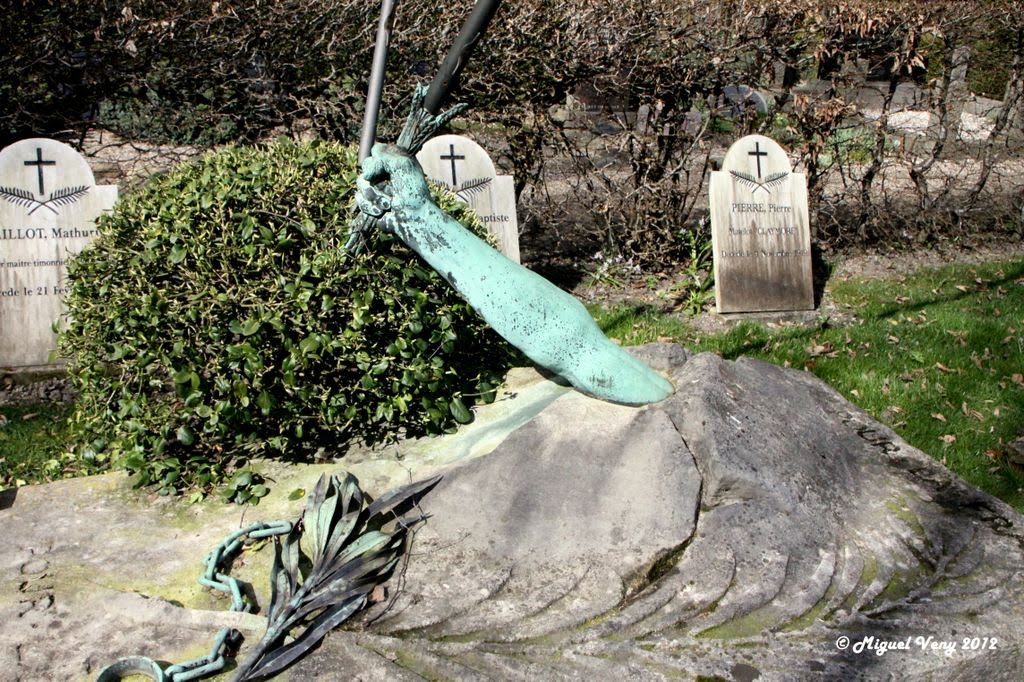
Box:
[359,0,399,162]
[423,0,503,115]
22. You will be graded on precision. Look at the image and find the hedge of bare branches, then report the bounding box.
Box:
[3,0,1022,267]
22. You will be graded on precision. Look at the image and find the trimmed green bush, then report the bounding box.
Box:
[59,138,515,495]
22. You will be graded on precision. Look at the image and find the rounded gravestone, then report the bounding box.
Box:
[416,134,520,262]
[721,84,770,116]
[709,134,814,313]
[0,138,117,368]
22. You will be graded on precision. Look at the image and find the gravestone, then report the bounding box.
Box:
[709,134,813,313]
[0,138,117,368]
[951,46,971,85]
[416,134,520,262]
[721,84,770,116]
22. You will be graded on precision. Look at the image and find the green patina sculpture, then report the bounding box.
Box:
[352,2,672,407]
[356,142,674,406]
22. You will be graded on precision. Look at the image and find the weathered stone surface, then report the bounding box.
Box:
[1,344,1022,681]
[1005,437,1024,466]
[295,346,1024,680]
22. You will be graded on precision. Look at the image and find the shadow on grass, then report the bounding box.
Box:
[857,260,1024,323]
[592,257,1024,508]
[713,259,1024,507]
[712,259,1024,360]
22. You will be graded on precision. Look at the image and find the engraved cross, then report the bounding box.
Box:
[24,147,56,195]
[748,141,768,179]
[439,144,465,186]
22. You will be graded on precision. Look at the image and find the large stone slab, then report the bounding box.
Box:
[2,345,1022,680]
[0,138,117,369]
[297,347,1024,680]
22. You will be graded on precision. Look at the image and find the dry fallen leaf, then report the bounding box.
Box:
[946,330,968,347]
[940,434,957,444]
[935,362,955,374]
[930,412,947,422]
[370,584,388,604]
[961,402,985,422]
[807,340,835,357]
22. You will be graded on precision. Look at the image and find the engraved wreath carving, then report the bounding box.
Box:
[0,184,90,215]
[729,170,788,195]
[455,176,493,202]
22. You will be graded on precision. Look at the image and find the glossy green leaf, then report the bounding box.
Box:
[176,425,195,445]
[449,397,473,424]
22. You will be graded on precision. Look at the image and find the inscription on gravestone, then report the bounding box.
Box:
[0,138,117,368]
[709,134,813,313]
[417,134,520,263]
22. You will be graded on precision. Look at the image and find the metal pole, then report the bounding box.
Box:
[423,0,503,115]
[359,0,398,163]
[347,0,503,253]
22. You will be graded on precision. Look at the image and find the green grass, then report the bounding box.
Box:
[0,401,84,487]
[593,258,1024,511]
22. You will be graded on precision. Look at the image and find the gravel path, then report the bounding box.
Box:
[0,376,76,406]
